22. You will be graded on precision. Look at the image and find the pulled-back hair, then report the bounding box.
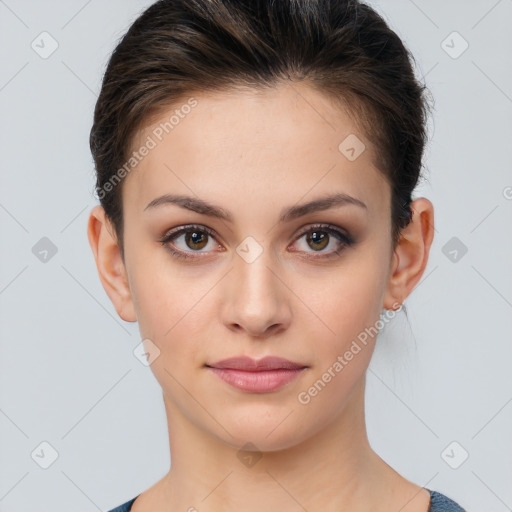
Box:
[90,0,433,260]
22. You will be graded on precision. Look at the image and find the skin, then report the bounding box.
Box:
[88,81,435,512]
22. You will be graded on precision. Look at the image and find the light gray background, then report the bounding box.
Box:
[1,1,511,511]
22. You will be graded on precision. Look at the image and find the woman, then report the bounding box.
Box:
[87,0,467,510]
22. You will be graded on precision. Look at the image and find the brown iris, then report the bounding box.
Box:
[186,230,209,250]
[307,230,329,251]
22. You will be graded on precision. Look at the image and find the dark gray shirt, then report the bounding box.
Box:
[107,488,467,511]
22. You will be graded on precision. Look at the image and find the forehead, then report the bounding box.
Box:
[125,82,390,220]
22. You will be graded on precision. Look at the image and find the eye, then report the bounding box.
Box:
[290,223,354,260]
[158,224,222,260]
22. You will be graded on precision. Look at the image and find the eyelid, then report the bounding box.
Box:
[160,223,218,241]
[292,222,353,243]
[160,222,352,246]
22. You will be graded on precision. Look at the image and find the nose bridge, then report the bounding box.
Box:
[235,235,281,303]
[223,235,290,336]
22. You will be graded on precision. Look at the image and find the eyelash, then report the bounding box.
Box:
[158,223,354,261]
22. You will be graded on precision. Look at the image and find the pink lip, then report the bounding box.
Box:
[206,356,307,393]
[208,356,305,371]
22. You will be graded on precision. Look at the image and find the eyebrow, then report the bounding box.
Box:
[144,192,367,222]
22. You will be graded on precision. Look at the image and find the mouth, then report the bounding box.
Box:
[205,356,308,393]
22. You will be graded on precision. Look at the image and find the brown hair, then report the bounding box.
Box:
[90,0,433,262]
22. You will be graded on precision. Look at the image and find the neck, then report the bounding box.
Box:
[141,377,419,512]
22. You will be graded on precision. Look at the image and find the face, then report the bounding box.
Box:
[107,82,400,451]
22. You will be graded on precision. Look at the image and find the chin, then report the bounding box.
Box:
[213,412,310,454]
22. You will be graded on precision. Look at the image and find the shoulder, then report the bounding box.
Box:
[105,496,139,512]
[427,489,467,512]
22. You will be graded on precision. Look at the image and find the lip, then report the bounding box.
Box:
[206,356,307,393]
[207,355,306,371]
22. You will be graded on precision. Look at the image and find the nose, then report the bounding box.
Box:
[221,247,292,339]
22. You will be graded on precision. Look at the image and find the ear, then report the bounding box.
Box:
[87,205,137,322]
[383,198,435,310]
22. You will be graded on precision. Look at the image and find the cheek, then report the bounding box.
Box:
[299,257,388,344]
[128,259,214,371]
[294,267,385,419]
[126,239,200,336]
[298,252,390,401]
